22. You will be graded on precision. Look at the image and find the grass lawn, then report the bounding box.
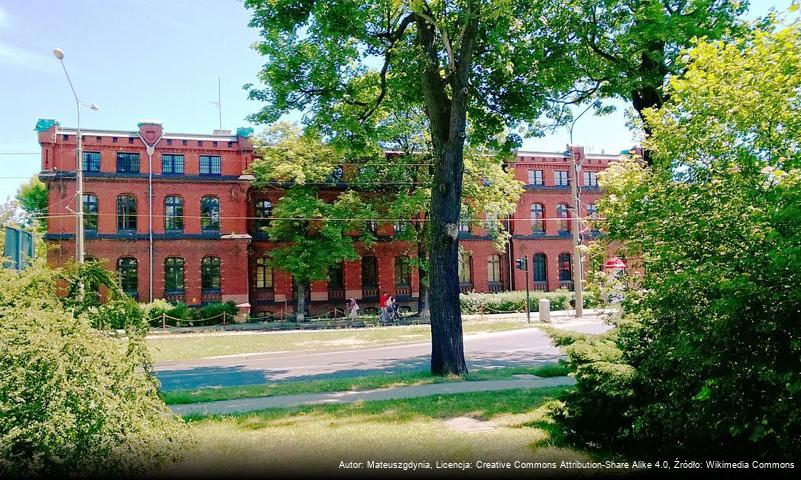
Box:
[159,387,604,477]
[148,319,535,363]
[161,363,572,405]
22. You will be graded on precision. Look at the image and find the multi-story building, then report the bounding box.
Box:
[36,119,619,316]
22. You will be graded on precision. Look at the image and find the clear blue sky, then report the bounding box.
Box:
[0,0,793,201]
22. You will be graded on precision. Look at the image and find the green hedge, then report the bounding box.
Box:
[460,289,599,314]
[144,300,239,327]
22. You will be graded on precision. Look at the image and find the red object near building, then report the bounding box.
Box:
[604,257,627,270]
[36,119,620,316]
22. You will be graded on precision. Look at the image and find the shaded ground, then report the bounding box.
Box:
[153,387,623,478]
[170,377,577,416]
[154,319,609,391]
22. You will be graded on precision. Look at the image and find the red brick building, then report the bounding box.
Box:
[37,119,618,316]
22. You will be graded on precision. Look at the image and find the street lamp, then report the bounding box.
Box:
[53,48,99,264]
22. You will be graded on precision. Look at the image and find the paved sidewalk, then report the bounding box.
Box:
[170,376,576,416]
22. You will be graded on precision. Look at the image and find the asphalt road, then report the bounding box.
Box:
[154,320,610,391]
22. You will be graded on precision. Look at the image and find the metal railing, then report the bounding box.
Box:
[165,291,185,304]
[488,282,504,293]
[201,289,221,304]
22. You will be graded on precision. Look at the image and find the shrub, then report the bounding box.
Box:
[0,262,191,476]
[143,300,195,327]
[178,301,239,327]
[555,27,801,460]
[459,289,598,314]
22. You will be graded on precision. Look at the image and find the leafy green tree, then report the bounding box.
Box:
[0,260,191,476]
[15,176,48,232]
[245,0,572,374]
[554,24,801,459]
[543,0,747,162]
[251,125,375,320]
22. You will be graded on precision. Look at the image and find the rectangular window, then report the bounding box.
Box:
[554,171,569,186]
[83,194,98,231]
[199,155,221,175]
[82,152,101,172]
[256,258,273,289]
[488,255,502,283]
[162,154,185,174]
[584,171,598,187]
[116,152,140,173]
[527,169,543,186]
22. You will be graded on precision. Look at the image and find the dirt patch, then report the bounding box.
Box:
[443,416,500,433]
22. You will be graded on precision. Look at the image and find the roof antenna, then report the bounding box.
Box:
[210,77,222,129]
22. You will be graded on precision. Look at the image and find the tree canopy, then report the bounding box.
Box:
[554,22,801,459]
[15,176,48,232]
[245,0,573,374]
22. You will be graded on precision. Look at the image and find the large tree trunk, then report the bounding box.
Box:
[428,144,468,375]
[417,256,431,322]
[296,282,307,322]
[631,41,668,166]
[415,14,476,376]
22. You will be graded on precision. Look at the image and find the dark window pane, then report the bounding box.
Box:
[533,254,547,282]
[82,152,101,172]
[165,257,185,293]
[117,195,137,231]
[118,257,138,297]
[83,194,98,230]
[328,262,344,288]
[255,200,272,229]
[116,152,140,173]
[361,256,378,287]
[201,257,221,290]
[558,253,572,281]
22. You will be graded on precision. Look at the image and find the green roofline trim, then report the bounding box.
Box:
[35,119,59,132]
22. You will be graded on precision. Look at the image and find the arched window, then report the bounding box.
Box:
[556,203,571,233]
[117,257,138,298]
[487,254,502,283]
[255,200,273,230]
[558,253,573,282]
[255,257,273,289]
[201,196,220,231]
[530,203,544,234]
[458,252,473,285]
[83,194,98,231]
[165,257,185,294]
[533,253,547,284]
[394,256,411,286]
[164,196,184,231]
[201,257,221,291]
[117,194,137,231]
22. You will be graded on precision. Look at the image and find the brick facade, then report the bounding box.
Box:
[37,120,620,315]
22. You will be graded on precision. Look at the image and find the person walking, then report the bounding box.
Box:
[379,291,390,324]
[348,298,360,319]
